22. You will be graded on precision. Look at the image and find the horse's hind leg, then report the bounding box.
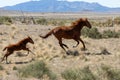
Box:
[62,44,69,49]
[58,39,70,55]
[1,55,6,62]
[5,52,12,64]
[1,52,11,64]
[59,42,66,52]
[5,55,9,64]
[58,39,66,50]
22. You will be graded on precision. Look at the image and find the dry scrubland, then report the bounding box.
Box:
[0,12,120,80]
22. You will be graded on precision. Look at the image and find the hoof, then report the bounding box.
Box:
[81,48,87,51]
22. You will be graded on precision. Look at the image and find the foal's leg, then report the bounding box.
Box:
[1,51,12,64]
[28,49,35,55]
[1,53,7,63]
[5,54,9,64]
[24,48,35,55]
[1,55,6,62]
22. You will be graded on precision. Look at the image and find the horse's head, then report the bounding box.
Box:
[73,18,92,29]
[82,18,92,28]
[27,36,34,44]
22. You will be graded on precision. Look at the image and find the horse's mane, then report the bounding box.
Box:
[19,37,27,42]
[71,18,87,28]
[17,37,30,44]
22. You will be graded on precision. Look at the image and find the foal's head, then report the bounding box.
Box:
[26,36,34,44]
[73,18,92,28]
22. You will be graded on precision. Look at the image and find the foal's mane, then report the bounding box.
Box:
[18,37,29,44]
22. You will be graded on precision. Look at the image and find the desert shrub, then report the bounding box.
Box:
[13,66,17,70]
[49,19,66,26]
[0,65,4,70]
[101,65,120,80]
[49,19,58,26]
[82,27,102,39]
[90,18,115,27]
[61,66,96,80]
[114,17,120,25]
[36,18,48,25]
[0,16,12,25]
[18,60,56,80]
[57,20,66,26]
[100,48,111,55]
[102,30,119,38]
[81,27,90,37]
[67,50,79,56]
[105,19,114,27]
[82,27,120,39]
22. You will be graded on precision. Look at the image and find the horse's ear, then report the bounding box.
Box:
[80,18,87,21]
[84,18,87,21]
[27,35,31,38]
[72,22,76,25]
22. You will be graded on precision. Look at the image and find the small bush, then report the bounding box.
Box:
[82,27,102,39]
[67,50,79,56]
[61,66,96,80]
[101,65,120,80]
[82,27,120,39]
[13,66,17,70]
[100,48,111,55]
[102,30,119,38]
[114,17,120,25]
[48,19,66,26]
[18,60,56,80]
[0,65,4,70]
[0,16,12,25]
[36,18,48,25]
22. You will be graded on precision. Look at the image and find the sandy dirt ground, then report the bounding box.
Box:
[0,13,120,80]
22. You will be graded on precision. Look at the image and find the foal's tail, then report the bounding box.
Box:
[39,30,53,39]
[3,47,8,51]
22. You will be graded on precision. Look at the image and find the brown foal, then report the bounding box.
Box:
[1,36,34,63]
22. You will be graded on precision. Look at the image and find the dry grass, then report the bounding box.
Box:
[0,13,120,80]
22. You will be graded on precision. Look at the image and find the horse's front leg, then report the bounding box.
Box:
[79,38,87,51]
[25,48,35,55]
[28,49,35,55]
[73,39,79,48]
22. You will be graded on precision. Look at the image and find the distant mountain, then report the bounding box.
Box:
[2,0,120,12]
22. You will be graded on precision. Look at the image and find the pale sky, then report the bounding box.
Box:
[0,0,120,8]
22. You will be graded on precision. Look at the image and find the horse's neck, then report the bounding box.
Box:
[21,39,28,45]
[74,25,84,31]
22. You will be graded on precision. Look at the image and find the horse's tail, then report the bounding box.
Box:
[39,30,53,39]
[3,47,7,51]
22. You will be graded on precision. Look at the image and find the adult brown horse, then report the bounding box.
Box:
[40,18,92,55]
[1,36,34,63]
